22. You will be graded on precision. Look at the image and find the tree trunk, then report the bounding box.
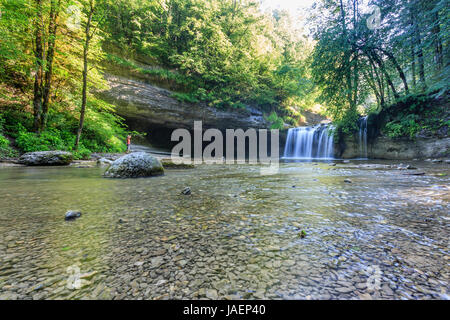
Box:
[377,48,409,93]
[362,68,381,107]
[415,31,426,90]
[410,39,416,89]
[367,56,385,106]
[41,0,61,132]
[432,11,443,72]
[352,55,358,108]
[339,0,354,110]
[33,0,44,133]
[409,2,416,89]
[75,1,94,150]
[370,50,399,100]
[411,1,426,90]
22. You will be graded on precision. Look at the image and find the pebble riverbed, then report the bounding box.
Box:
[0,160,448,300]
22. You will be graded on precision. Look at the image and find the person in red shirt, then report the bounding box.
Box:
[126,135,131,153]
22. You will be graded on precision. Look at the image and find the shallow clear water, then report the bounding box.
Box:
[0,161,448,300]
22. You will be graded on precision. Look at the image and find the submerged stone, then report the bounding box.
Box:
[403,172,426,176]
[65,211,82,221]
[181,187,191,195]
[161,159,195,169]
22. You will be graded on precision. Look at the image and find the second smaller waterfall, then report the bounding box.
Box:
[358,116,368,159]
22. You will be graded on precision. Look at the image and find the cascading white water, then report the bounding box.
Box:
[283,125,335,159]
[358,116,368,159]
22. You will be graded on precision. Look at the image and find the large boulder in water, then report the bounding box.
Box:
[103,152,164,178]
[18,151,73,166]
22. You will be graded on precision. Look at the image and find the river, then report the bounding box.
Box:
[0,160,448,300]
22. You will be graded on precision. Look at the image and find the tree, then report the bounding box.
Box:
[32,0,62,132]
[75,0,97,149]
[100,0,314,114]
[310,0,449,130]
[42,0,62,130]
[32,0,44,132]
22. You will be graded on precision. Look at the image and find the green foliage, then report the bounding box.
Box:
[16,129,66,152]
[334,111,359,135]
[0,0,128,158]
[101,0,315,117]
[384,119,420,138]
[106,54,193,90]
[73,146,92,160]
[0,0,33,86]
[170,92,199,104]
[0,134,8,148]
[384,116,421,139]
[380,93,448,139]
[1,0,447,154]
[1,98,127,157]
[266,111,284,130]
[310,0,449,134]
[0,133,17,158]
[0,114,18,158]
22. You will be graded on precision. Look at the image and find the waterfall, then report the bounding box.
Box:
[358,116,368,159]
[283,125,335,159]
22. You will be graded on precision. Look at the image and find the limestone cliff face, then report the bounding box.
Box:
[99,74,269,131]
[337,135,450,160]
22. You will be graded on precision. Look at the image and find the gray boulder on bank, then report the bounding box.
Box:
[18,151,73,166]
[103,152,164,178]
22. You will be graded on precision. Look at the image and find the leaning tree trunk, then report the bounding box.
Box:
[370,50,399,100]
[367,56,385,106]
[377,48,409,94]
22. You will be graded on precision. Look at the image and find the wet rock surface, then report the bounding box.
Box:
[0,160,448,300]
[18,151,73,166]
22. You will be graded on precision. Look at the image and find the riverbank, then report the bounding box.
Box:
[0,149,192,170]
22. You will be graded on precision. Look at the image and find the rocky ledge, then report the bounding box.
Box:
[98,74,269,131]
[104,152,164,178]
[337,135,450,160]
[17,151,73,166]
